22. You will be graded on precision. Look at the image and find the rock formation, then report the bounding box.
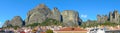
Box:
[97,14,108,23]
[97,14,101,23]
[109,12,113,22]
[3,4,83,27]
[61,10,82,27]
[97,10,120,23]
[25,4,82,26]
[109,10,120,23]
[25,4,52,25]
[2,20,10,27]
[51,7,61,22]
[10,16,24,27]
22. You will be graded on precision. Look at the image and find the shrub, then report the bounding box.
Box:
[46,29,53,33]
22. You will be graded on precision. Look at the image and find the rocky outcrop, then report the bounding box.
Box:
[51,7,61,21]
[109,12,113,22]
[2,20,10,27]
[97,14,101,23]
[2,16,24,27]
[110,10,119,23]
[25,4,52,25]
[10,16,24,27]
[61,10,82,27]
[97,10,120,23]
[25,4,82,26]
[97,15,108,23]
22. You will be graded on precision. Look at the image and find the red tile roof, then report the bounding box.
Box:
[58,27,87,31]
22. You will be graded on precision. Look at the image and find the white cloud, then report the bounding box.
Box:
[81,14,87,18]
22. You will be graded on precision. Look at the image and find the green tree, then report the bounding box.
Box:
[7,24,13,28]
[26,18,63,27]
[13,26,19,30]
[46,29,53,33]
[40,18,62,26]
[25,23,39,28]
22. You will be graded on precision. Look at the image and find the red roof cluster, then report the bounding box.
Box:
[58,27,87,31]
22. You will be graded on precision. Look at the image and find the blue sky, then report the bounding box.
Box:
[0,0,120,27]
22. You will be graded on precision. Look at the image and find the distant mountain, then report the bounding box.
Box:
[2,4,82,27]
